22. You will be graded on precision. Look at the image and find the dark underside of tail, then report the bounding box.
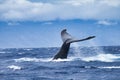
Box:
[53,42,70,59]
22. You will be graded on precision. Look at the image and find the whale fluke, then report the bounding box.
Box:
[53,29,95,60]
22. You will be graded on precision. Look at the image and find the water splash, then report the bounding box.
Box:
[99,66,120,69]
[88,40,105,54]
[71,41,120,62]
[52,57,75,62]
[72,43,82,58]
[71,42,104,58]
[81,53,120,62]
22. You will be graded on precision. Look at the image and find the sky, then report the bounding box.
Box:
[0,0,120,48]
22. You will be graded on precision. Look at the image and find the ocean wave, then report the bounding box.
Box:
[7,65,22,70]
[14,53,120,63]
[81,53,120,62]
[0,51,6,53]
[52,57,75,62]
[23,48,33,51]
[99,66,120,69]
[14,57,52,62]
[14,57,76,62]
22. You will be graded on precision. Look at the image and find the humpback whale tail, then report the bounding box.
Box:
[53,29,95,60]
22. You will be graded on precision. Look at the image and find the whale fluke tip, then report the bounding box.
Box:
[86,36,96,39]
[62,29,67,32]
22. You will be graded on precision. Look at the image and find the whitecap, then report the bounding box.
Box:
[14,53,120,63]
[14,57,52,62]
[18,52,24,54]
[7,65,21,70]
[52,57,75,62]
[81,53,120,62]
[0,51,6,53]
[24,48,32,51]
[99,66,120,69]
[14,57,77,62]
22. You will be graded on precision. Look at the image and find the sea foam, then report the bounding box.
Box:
[99,66,120,69]
[81,53,120,62]
[14,57,52,62]
[7,65,22,70]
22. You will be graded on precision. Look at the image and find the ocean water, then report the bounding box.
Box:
[0,46,120,80]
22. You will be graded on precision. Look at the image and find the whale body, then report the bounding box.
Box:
[53,29,95,60]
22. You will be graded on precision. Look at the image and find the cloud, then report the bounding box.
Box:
[0,0,120,21]
[42,21,53,25]
[97,20,117,26]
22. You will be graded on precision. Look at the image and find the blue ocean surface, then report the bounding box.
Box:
[0,46,120,80]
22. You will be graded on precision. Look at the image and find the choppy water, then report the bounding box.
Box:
[0,46,120,80]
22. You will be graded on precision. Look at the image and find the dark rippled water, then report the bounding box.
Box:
[0,46,120,80]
